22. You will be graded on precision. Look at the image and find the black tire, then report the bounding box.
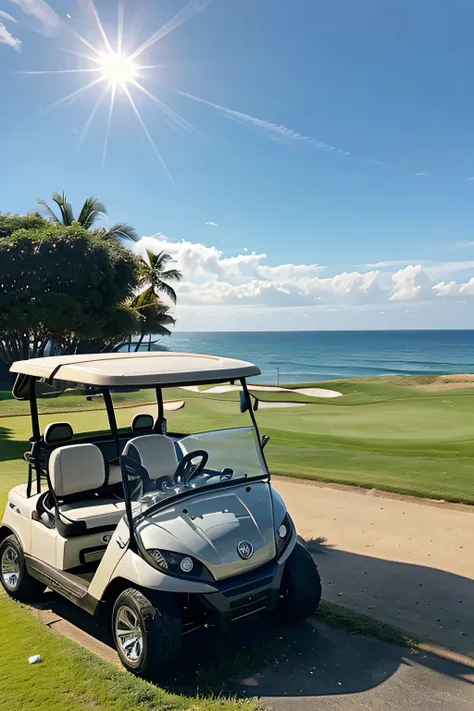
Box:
[274,541,322,623]
[0,535,46,602]
[112,588,182,676]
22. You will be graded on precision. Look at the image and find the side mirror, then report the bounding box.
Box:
[240,391,249,413]
[261,434,270,449]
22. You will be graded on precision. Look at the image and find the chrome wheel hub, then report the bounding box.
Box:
[1,545,20,591]
[115,606,144,663]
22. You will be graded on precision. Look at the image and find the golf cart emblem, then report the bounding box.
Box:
[237,541,254,560]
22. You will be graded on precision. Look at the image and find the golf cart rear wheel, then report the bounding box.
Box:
[112,588,181,676]
[0,535,46,602]
[275,541,322,623]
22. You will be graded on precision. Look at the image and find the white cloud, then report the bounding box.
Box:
[433,278,474,297]
[453,241,474,249]
[390,265,432,301]
[414,172,430,177]
[0,22,20,50]
[204,221,219,227]
[10,0,61,35]
[133,235,474,329]
[0,10,17,21]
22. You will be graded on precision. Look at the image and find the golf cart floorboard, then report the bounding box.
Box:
[25,555,98,614]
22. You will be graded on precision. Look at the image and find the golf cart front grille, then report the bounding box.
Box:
[222,575,273,598]
[228,591,270,618]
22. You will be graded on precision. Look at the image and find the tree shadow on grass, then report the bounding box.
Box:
[0,426,28,462]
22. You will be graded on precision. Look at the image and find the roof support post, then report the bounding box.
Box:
[28,377,41,496]
[102,388,120,456]
[154,387,165,434]
[240,378,269,470]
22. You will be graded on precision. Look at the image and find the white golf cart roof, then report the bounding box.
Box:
[10,352,261,387]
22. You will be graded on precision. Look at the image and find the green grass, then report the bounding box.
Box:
[2,377,474,503]
[0,595,257,711]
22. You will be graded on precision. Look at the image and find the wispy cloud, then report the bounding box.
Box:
[414,172,430,177]
[0,22,21,51]
[0,10,17,22]
[168,86,387,167]
[453,241,474,249]
[467,177,474,182]
[366,260,419,268]
[10,0,61,36]
[204,221,219,227]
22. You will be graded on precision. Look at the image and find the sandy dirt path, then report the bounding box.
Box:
[273,477,474,660]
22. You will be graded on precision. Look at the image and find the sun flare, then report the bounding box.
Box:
[98,51,137,88]
[20,0,217,184]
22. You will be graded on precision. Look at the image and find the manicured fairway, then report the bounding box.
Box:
[1,376,474,504]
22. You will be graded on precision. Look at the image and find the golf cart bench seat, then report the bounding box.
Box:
[50,443,126,537]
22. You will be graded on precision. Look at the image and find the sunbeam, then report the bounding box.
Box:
[122,84,176,189]
[76,86,108,148]
[87,0,114,55]
[102,85,116,169]
[130,0,212,61]
[131,79,207,140]
[19,68,102,75]
[37,76,106,117]
[117,0,124,53]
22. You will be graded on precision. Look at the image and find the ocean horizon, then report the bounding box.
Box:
[161,330,474,385]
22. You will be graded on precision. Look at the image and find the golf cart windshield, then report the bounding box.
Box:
[123,427,268,520]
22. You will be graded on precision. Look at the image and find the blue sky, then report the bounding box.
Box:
[2,0,474,329]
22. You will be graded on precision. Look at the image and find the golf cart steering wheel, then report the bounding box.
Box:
[174,450,209,486]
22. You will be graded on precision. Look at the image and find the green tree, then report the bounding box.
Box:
[0,212,47,239]
[36,191,138,242]
[138,249,182,303]
[129,289,176,353]
[0,224,140,366]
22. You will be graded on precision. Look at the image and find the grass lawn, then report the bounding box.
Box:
[2,376,474,504]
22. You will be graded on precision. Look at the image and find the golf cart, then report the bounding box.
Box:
[0,352,321,676]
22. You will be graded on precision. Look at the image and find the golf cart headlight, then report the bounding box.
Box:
[276,514,292,555]
[148,549,169,570]
[180,556,194,573]
[146,549,206,578]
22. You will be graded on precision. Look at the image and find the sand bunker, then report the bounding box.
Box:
[295,387,342,398]
[197,384,343,399]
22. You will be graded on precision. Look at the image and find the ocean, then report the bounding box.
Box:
[165,330,474,385]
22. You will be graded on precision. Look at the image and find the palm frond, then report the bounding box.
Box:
[159,268,182,282]
[78,197,107,229]
[52,192,74,225]
[155,280,177,304]
[36,198,60,224]
[106,222,139,242]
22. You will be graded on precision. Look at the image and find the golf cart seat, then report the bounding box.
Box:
[120,434,179,489]
[49,443,126,537]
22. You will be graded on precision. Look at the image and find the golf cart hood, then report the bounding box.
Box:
[137,480,277,581]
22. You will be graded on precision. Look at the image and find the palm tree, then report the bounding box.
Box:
[129,289,176,352]
[36,191,138,242]
[139,249,182,303]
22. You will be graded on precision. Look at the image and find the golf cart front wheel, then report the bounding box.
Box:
[112,588,181,676]
[0,535,46,602]
[275,541,322,623]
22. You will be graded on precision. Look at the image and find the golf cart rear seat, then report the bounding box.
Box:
[49,443,126,537]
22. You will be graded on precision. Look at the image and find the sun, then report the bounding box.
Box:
[98,51,137,89]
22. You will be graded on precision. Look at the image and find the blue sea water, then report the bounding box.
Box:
[165,331,474,385]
